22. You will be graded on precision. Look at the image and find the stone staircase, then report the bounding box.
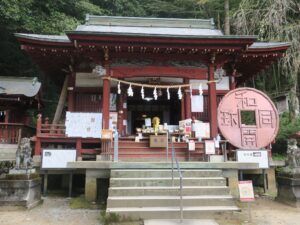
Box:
[113,139,205,161]
[106,169,239,220]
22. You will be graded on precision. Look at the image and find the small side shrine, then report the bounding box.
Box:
[0,76,41,161]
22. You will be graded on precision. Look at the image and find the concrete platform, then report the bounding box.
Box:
[144,219,219,225]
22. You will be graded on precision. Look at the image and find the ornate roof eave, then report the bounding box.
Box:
[66,31,257,45]
[15,33,73,47]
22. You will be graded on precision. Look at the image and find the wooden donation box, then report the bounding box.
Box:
[150,135,167,148]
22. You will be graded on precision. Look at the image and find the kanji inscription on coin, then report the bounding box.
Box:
[217,88,279,149]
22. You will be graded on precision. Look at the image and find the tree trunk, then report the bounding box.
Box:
[289,73,299,121]
[52,75,69,125]
[224,0,230,35]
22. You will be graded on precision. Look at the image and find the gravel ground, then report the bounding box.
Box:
[0,197,300,225]
[217,197,300,225]
[0,197,101,225]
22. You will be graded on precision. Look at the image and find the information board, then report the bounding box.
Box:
[65,112,102,138]
[238,180,255,202]
[42,149,76,169]
[194,122,210,138]
[191,95,204,112]
[237,150,269,168]
[205,140,215,155]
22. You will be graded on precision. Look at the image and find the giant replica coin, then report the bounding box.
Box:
[217,88,279,149]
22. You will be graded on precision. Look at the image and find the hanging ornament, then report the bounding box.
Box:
[198,83,203,96]
[167,87,170,100]
[117,82,121,94]
[177,87,182,100]
[141,86,145,99]
[189,85,193,98]
[153,87,158,100]
[127,84,133,96]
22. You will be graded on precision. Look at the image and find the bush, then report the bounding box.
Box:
[272,113,300,154]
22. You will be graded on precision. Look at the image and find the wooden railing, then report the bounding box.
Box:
[34,114,111,160]
[39,124,66,137]
[0,123,35,144]
[36,115,66,137]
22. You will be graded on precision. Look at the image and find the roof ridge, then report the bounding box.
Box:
[84,14,216,30]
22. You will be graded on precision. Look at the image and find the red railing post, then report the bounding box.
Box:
[76,138,82,160]
[35,114,42,155]
[3,124,8,143]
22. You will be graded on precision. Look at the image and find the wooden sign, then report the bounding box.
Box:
[205,140,215,155]
[188,140,195,151]
[101,129,113,140]
[238,180,255,202]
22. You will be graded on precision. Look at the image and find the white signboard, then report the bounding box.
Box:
[191,95,204,112]
[42,149,76,169]
[237,150,269,168]
[194,122,210,138]
[145,118,151,127]
[238,180,255,202]
[190,77,229,91]
[188,141,195,151]
[205,140,215,155]
[65,112,102,138]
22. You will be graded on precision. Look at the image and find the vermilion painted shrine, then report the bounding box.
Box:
[0,15,291,217]
[13,15,289,162]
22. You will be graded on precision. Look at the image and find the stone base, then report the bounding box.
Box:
[96,154,112,161]
[33,155,41,167]
[276,176,300,207]
[0,177,42,209]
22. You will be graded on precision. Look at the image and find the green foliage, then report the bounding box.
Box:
[99,211,140,225]
[100,211,121,225]
[69,196,101,209]
[272,153,287,161]
[272,112,300,153]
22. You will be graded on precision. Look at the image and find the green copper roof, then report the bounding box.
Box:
[85,15,216,29]
[0,76,41,97]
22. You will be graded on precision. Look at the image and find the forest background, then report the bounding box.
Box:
[0,0,299,154]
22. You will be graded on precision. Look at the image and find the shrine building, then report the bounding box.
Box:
[14,16,289,206]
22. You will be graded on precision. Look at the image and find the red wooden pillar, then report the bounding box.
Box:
[184,78,191,119]
[67,72,75,112]
[208,62,218,138]
[102,49,111,130]
[102,76,110,129]
[35,114,42,156]
[76,138,82,160]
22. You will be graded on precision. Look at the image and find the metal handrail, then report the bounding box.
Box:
[170,134,184,222]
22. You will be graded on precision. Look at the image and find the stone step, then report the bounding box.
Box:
[117,149,204,154]
[107,195,235,208]
[118,141,204,148]
[117,146,204,151]
[106,206,240,220]
[0,144,18,149]
[111,169,223,178]
[117,157,204,162]
[110,177,226,187]
[108,186,230,196]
